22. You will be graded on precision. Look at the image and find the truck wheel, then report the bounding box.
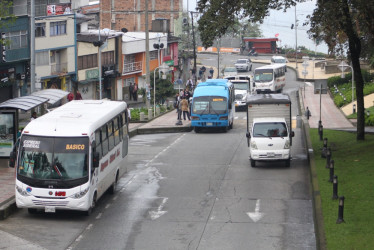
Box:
[250,159,256,168]
[285,159,291,167]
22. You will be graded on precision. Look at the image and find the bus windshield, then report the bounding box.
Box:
[254,69,274,82]
[18,135,89,180]
[232,82,249,90]
[193,96,228,115]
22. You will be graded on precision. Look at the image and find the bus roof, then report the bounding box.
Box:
[254,64,285,71]
[193,80,232,98]
[23,100,127,137]
[246,93,291,104]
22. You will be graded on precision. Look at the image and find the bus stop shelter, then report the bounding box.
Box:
[0,89,69,158]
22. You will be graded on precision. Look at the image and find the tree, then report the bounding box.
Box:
[197,0,374,140]
[308,0,374,140]
[151,71,176,104]
[0,1,16,46]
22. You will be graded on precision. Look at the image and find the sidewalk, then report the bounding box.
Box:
[0,110,190,220]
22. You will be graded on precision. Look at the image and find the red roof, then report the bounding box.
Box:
[243,38,279,42]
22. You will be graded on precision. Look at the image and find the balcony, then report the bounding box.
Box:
[51,63,68,75]
[123,61,142,75]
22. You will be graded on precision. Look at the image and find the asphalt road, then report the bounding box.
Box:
[0,53,316,250]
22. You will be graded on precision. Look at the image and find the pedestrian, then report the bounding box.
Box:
[209,67,214,78]
[30,112,37,121]
[181,97,190,120]
[133,83,138,101]
[67,92,74,102]
[177,95,182,121]
[186,78,193,90]
[199,68,203,79]
[305,107,311,120]
[75,90,83,100]
[129,83,133,100]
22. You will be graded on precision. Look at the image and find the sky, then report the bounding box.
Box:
[184,0,328,54]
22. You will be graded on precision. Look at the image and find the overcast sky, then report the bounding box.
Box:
[185,0,328,53]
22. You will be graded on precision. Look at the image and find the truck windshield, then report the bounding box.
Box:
[17,135,89,180]
[254,69,274,82]
[253,122,287,137]
[233,82,249,90]
[193,96,228,115]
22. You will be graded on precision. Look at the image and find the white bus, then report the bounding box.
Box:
[253,64,286,94]
[10,100,129,215]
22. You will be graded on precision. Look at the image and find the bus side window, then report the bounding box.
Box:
[121,112,128,138]
[95,130,102,159]
[108,121,114,151]
[101,124,109,156]
[113,117,120,146]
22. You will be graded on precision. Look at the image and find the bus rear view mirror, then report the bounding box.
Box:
[9,151,16,168]
[93,151,100,169]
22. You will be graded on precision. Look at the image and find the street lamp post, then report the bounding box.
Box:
[338,61,355,113]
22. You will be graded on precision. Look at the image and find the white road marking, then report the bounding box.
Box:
[247,199,265,222]
[149,197,168,220]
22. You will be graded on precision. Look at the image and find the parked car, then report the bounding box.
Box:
[223,67,237,77]
[235,58,252,72]
[271,56,288,72]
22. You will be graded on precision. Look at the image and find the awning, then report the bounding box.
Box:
[31,89,69,105]
[0,89,69,111]
[0,95,49,111]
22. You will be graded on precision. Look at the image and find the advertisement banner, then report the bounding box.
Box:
[47,4,72,16]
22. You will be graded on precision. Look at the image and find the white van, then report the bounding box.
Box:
[271,56,288,72]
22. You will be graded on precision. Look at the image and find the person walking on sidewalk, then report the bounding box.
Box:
[305,107,311,120]
[132,83,138,101]
[129,83,133,100]
[181,97,190,121]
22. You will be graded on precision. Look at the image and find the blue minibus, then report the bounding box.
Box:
[191,79,235,132]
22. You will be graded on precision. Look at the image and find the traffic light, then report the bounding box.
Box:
[1,33,6,62]
[93,41,104,47]
[182,17,188,26]
[25,61,30,76]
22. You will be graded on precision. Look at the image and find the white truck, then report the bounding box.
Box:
[245,94,294,167]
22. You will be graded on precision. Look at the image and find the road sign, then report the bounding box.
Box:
[302,70,308,76]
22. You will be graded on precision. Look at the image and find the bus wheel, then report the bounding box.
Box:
[194,127,201,133]
[250,159,256,168]
[28,208,37,214]
[85,193,97,216]
[223,126,229,132]
[109,172,118,194]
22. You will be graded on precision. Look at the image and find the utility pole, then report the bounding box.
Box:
[145,0,150,107]
[30,0,35,93]
[295,5,298,70]
[190,11,197,84]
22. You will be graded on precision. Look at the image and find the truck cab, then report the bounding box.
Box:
[247,117,294,167]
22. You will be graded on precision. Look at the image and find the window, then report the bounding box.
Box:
[108,121,114,151]
[78,54,98,70]
[4,31,28,50]
[35,23,46,37]
[95,130,102,159]
[150,51,158,60]
[50,21,67,36]
[101,125,109,156]
[113,117,120,145]
[102,51,114,65]
[36,51,49,66]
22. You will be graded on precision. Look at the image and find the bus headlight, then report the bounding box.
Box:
[284,140,290,149]
[16,185,31,196]
[191,116,200,120]
[70,187,89,199]
[250,141,257,149]
[219,116,228,120]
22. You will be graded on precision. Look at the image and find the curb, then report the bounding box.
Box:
[0,198,17,220]
[298,91,327,250]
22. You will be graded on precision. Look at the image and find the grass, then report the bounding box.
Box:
[310,129,374,249]
[130,105,171,121]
